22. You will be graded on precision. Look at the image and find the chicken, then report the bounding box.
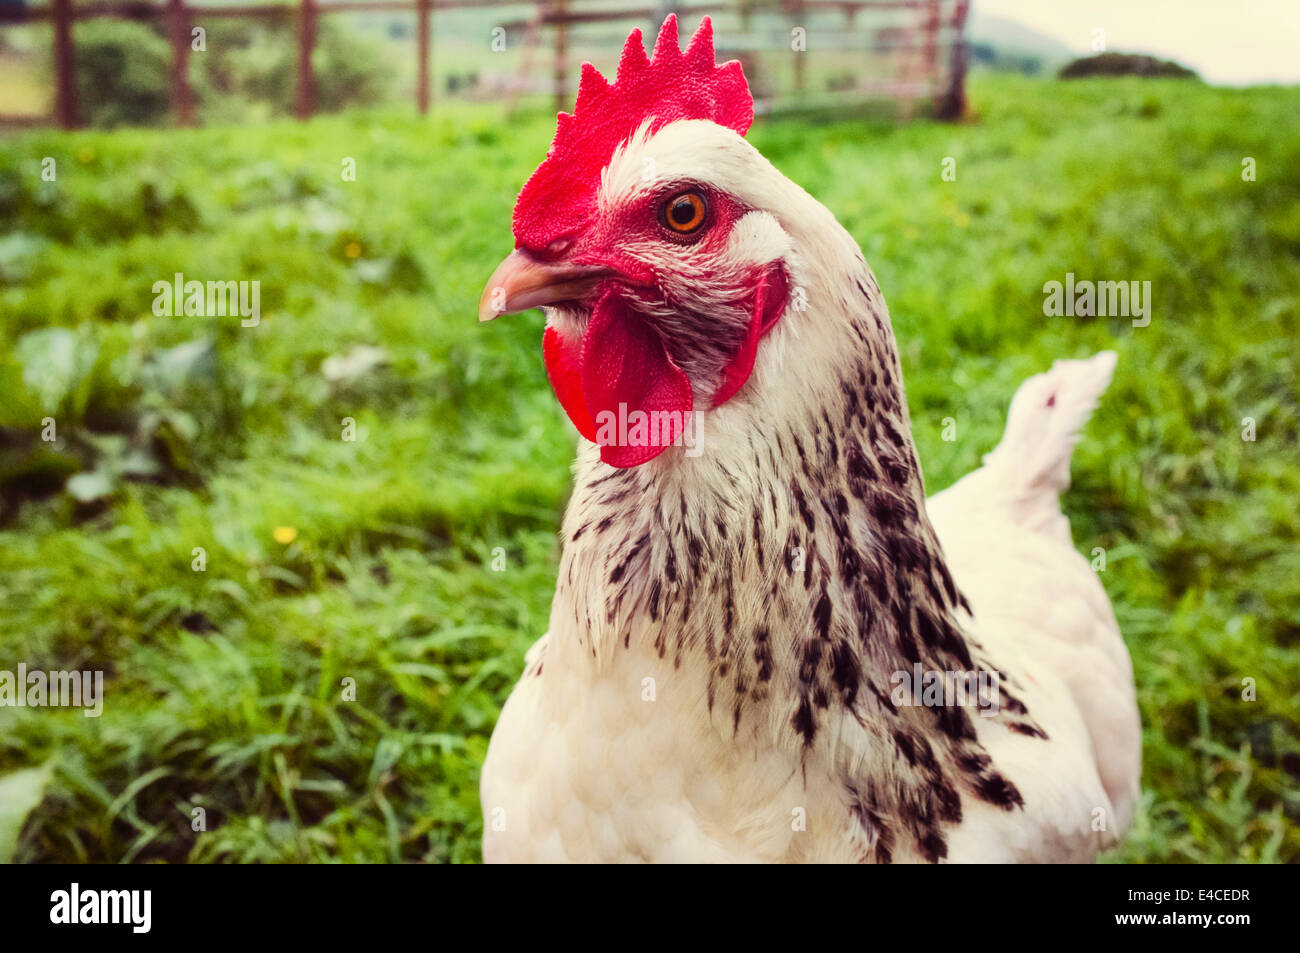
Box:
[476,15,1140,863]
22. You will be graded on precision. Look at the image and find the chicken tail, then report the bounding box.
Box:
[979,350,1118,538]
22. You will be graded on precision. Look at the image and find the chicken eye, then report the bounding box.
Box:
[660,191,708,235]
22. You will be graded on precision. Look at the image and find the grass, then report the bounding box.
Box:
[0,72,1297,863]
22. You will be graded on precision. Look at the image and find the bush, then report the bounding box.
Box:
[60,17,393,128]
[196,18,394,122]
[1059,52,1199,80]
[970,41,1044,77]
[72,20,173,128]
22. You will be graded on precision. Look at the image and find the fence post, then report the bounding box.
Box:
[51,0,77,128]
[790,0,805,93]
[296,0,317,120]
[937,0,970,120]
[168,0,196,125]
[416,0,431,114]
[922,0,939,78]
[552,0,567,113]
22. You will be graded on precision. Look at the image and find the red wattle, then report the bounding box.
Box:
[542,272,784,466]
[713,265,788,407]
[543,324,598,442]
[581,291,693,468]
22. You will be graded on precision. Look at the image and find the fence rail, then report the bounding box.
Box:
[0,0,970,128]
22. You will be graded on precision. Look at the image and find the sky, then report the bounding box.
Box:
[975,0,1300,85]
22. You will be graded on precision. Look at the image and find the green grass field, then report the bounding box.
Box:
[0,73,1297,863]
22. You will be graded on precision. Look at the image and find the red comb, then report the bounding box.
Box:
[512,14,753,250]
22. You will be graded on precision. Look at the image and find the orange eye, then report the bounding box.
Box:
[660,191,708,235]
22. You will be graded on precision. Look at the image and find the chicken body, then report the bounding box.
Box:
[478,18,1139,863]
[482,353,1140,863]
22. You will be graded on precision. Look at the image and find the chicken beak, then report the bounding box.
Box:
[478,249,613,322]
